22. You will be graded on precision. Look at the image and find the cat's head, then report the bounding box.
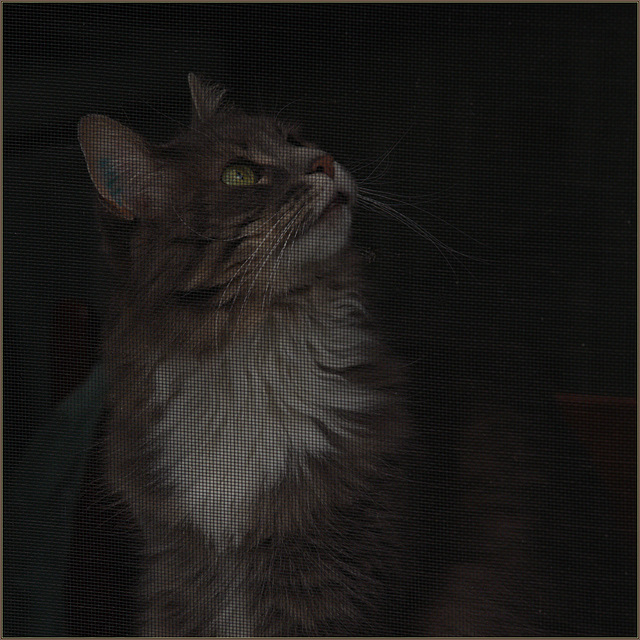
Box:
[78,74,357,304]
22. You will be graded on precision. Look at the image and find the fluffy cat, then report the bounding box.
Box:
[78,74,412,636]
[76,74,634,638]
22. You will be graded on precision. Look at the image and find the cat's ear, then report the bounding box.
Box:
[188,73,227,124]
[78,115,161,220]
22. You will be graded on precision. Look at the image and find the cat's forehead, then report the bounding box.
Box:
[183,111,318,169]
[204,113,297,149]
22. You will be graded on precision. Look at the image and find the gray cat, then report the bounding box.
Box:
[79,74,411,636]
[77,75,634,637]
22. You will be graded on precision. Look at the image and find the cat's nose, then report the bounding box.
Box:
[309,155,335,179]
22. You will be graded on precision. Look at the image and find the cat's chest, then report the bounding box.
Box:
[150,304,382,545]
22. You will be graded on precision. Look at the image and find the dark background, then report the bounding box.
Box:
[3,3,636,635]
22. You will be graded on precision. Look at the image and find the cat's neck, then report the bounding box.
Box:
[109,246,368,364]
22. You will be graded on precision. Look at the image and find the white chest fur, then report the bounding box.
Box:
[151,293,383,548]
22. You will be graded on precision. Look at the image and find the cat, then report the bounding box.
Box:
[78,74,414,636]
[77,74,635,637]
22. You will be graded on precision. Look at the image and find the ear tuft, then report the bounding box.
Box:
[188,73,227,124]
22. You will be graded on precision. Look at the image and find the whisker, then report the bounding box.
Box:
[274,96,309,120]
[359,186,487,248]
[223,210,299,341]
[359,194,480,264]
[169,200,214,240]
[262,222,297,313]
[215,211,281,310]
[357,195,481,279]
[347,125,414,178]
[235,202,305,324]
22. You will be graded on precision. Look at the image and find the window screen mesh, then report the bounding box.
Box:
[4,4,636,637]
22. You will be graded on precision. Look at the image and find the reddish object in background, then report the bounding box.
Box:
[556,393,637,543]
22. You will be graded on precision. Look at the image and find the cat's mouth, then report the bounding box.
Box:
[319,192,350,221]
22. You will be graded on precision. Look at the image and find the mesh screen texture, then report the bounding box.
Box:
[4,4,636,637]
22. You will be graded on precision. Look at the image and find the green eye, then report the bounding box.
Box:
[221,164,258,186]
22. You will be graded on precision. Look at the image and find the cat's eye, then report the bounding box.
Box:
[221,163,259,186]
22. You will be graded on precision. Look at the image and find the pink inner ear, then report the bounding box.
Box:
[78,115,148,220]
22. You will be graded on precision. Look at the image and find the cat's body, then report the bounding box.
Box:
[102,260,409,636]
[77,75,635,637]
[79,75,412,636]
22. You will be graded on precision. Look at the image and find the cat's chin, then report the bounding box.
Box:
[317,194,349,224]
[286,202,352,267]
